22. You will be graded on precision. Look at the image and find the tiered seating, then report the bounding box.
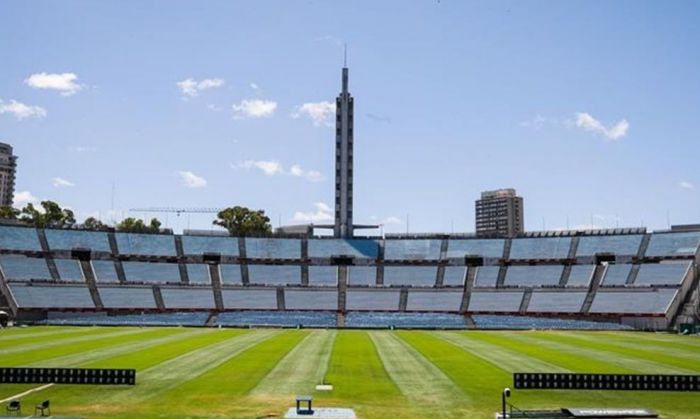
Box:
[527,291,587,312]
[92,260,120,282]
[634,262,691,286]
[308,239,379,258]
[446,239,504,258]
[472,315,632,330]
[468,291,523,312]
[0,225,42,251]
[98,287,156,309]
[54,259,84,282]
[406,290,462,311]
[43,312,208,326]
[443,266,465,286]
[590,289,678,314]
[567,265,594,287]
[285,290,338,310]
[646,232,700,257]
[383,266,436,286]
[219,264,242,284]
[185,264,211,284]
[575,234,643,257]
[216,311,336,327]
[181,235,238,256]
[0,255,52,280]
[510,237,571,259]
[221,289,277,309]
[45,229,111,252]
[348,266,376,285]
[505,265,563,287]
[246,237,300,259]
[346,290,400,310]
[309,266,337,285]
[9,284,94,308]
[115,233,176,256]
[345,312,465,328]
[248,264,300,285]
[122,261,180,283]
[474,266,500,287]
[384,239,441,260]
[161,288,215,309]
[601,264,632,286]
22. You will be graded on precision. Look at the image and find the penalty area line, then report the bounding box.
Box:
[0,383,54,404]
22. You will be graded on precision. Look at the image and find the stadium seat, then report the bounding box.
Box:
[35,400,50,416]
[6,399,20,416]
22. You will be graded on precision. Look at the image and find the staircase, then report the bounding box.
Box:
[625,264,641,285]
[460,266,477,313]
[205,312,218,327]
[152,286,165,310]
[208,264,224,311]
[36,229,60,280]
[337,266,348,312]
[637,234,651,259]
[79,260,103,309]
[398,287,408,312]
[519,288,533,314]
[581,263,607,313]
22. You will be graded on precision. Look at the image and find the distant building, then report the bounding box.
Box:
[475,188,524,237]
[0,143,17,208]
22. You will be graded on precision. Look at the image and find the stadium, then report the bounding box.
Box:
[2,3,700,419]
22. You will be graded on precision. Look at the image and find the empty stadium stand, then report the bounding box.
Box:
[0,224,698,330]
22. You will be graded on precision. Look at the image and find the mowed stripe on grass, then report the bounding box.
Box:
[526,332,698,374]
[109,329,280,403]
[437,331,569,373]
[0,327,150,356]
[370,331,465,406]
[0,326,88,345]
[29,328,208,368]
[252,329,336,396]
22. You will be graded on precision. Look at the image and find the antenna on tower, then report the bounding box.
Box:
[344,43,347,67]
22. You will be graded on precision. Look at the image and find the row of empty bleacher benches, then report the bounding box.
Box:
[0,225,698,329]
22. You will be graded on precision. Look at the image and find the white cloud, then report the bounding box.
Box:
[292,202,333,223]
[176,78,225,97]
[25,72,83,96]
[206,103,222,112]
[232,99,277,119]
[0,99,47,120]
[289,164,324,182]
[178,170,207,188]
[233,160,284,176]
[575,112,629,141]
[233,160,323,181]
[14,191,39,206]
[292,101,336,126]
[250,82,259,90]
[680,181,695,190]
[52,177,75,188]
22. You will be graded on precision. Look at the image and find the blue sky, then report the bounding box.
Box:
[1,0,699,234]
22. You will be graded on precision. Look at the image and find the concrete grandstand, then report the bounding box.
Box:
[0,224,698,330]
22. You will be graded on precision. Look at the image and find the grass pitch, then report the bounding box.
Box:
[1,327,700,418]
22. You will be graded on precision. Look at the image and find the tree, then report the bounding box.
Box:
[82,217,109,231]
[19,201,75,228]
[213,206,271,235]
[116,217,162,233]
[0,206,19,220]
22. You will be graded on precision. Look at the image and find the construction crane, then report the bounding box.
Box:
[128,207,223,217]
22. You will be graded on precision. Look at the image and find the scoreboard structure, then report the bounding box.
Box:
[514,373,700,392]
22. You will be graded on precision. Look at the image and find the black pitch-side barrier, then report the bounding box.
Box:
[0,367,136,385]
[514,373,700,392]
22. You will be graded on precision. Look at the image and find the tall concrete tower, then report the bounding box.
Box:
[334,64,354,238]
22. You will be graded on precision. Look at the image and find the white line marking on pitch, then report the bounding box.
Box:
[0,383,54,404]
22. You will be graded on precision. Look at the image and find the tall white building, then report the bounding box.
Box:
[0,143,17,208]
